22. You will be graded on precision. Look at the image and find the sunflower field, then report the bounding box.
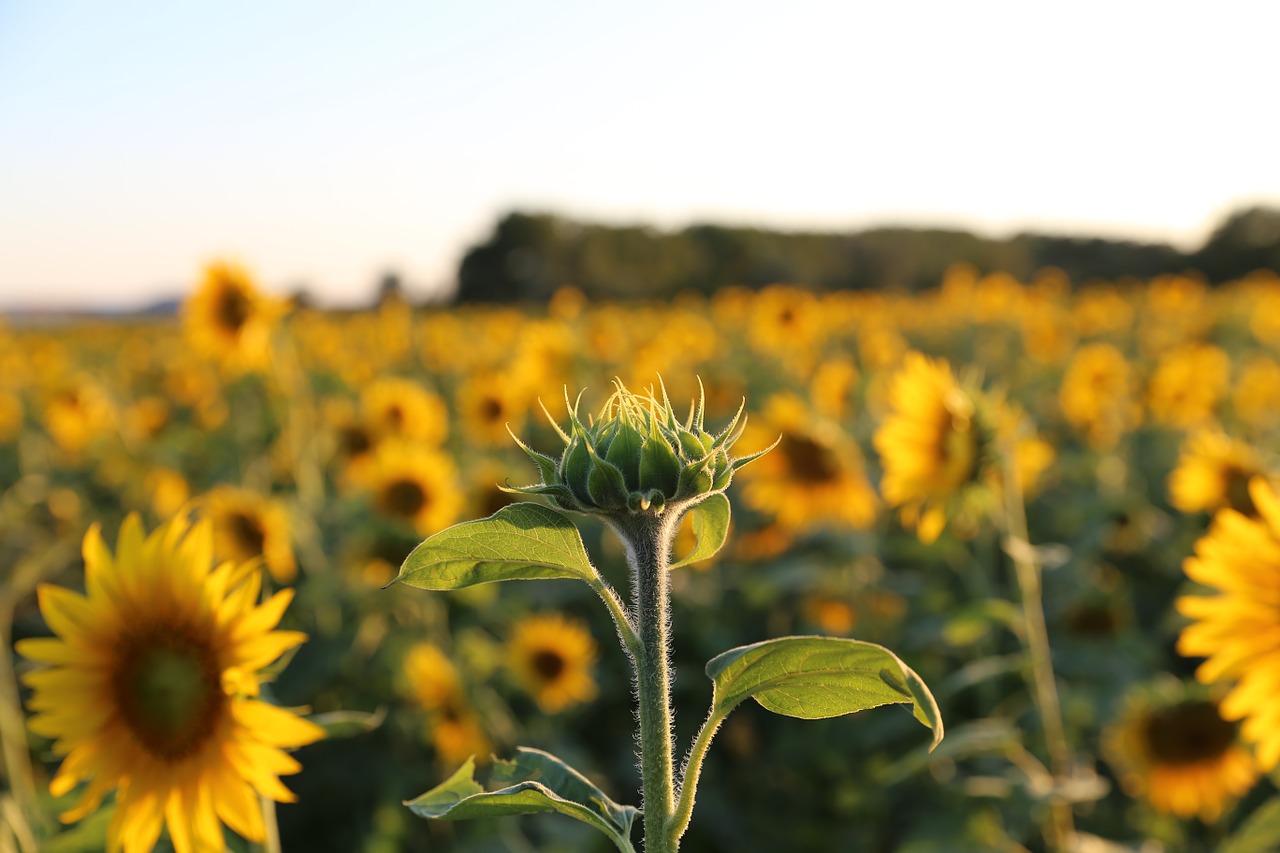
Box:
[4,262,1280,853]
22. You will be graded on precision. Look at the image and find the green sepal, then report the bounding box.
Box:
[561,433,594,506]
[604,421,644,490]
[405,751,638,853]
[586,446,629,510]
[731,434,781,471]
[705,636,943,750]
[639,429,681,498]
[676,460,714,500]
[508,427,560,485]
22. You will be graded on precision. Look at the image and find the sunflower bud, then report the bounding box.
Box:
[507,381,773,518]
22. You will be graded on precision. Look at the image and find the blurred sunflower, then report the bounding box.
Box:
[1177,477,1280,770]
[738,394,878,533]
[1234,355,1280,432]
[1147,343,1230,428]
[1168,430,1265,516]
[1103,687,1256,821]
[183,261,282,373]
[456,372,527,447]
[403,642,490,766]
[747,285,824,367]
[0,389,22,442]
[201,486,297,584]
[1058,342,1141,450]
[873,353,988,543]
[507,613,598,714]
[17,514,323,853]
[42,378,115,455]
[356,442,463,535]
[361,377,449,446]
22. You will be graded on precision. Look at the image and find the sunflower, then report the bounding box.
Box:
[43,377,115,455]
[361,377,449,447]
[738,394,878,534]
[200,486,297,584]
[183,261,282,373]
[1177,477,1280,771]
[873,353,987,543]
[355,441,463,535]
[1168,430,1266,516]
[1103,686,1256,821]
[456,372,528,448]
[507,613,598,714]
[1234,356,1280,432]
[1058,342,1141,450]
[403,643,491,766]
[17,514,324,853]
[1147,343,1230,429]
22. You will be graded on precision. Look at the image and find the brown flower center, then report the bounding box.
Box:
[112,623,225,761]
[215,285,253,334]
[532,649,566,682]
[339,424,373,458]
[479,396,504,423]
[384,478,428,517]
[780,431,840,484]
[1223,466,1257,516]
[227,511,266,556]
[1143,701,1236,766]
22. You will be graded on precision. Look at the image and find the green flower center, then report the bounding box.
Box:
[1143,701,1236,766]
[113,625,224,760]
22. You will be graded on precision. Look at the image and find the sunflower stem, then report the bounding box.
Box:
[610,513,680,853]
[1002,446,1075,853]
[260,794,282,853]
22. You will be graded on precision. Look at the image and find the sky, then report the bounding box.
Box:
[1,0,1278,309]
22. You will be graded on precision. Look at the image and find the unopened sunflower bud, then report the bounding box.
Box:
[506,380,774,519]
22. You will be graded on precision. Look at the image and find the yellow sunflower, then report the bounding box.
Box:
[402,643,491,766]
[873,352,985,543]
[200,486,297,584]
[355,441,463,535]
[1168,430,1266,516]
[456,372,528,448]
[1177,477,1280,770]
[1147,343,1230,429]
[183,261,282,373]
[1103,687,1256,821]
[738,394,878,534]
[17,514,324,853]
[1058,342,1141,450]
[361,377,449,447]
[42,377,116,456]
[507,613,598,714]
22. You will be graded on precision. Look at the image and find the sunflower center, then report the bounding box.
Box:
[385,478,428,517]
[385,404,405,429]
[532,649,566,681]
[480,396,504,423]
[1143,701,1236,766]
[339,424,373,457]
[228,511,266,556]
[939,413,978,490]
[215,286,253,333]
[780,431,840,484]
[1223,466,1257,516]
[113,625,224,761]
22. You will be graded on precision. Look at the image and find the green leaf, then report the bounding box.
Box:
[405,751,638,853]
[706,636,943,750]
[390,503,598,590]
[669,493,730,570]
[1221,796,1280,853]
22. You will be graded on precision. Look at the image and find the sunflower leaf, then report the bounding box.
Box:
[705,636,943,750]
[390,503,598,590]
[1220,796,1280,853]
[405,750,638,853]
[669,493,730,570]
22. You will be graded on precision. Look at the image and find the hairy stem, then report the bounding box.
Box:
[612,514,679,853]
[1003,449,1074,853]
[668,705,729,845]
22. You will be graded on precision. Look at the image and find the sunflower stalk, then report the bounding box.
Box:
[1001,442,1075,853]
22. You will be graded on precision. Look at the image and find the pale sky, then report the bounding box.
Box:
[2,0,1278,308]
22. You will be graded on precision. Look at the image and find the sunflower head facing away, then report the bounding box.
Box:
[17,514,324,853]
[1177,476,1280,771]
[507,613,598,714]
[873,352,996,543]
[1103,684,1257,822]
[183,261,282,373]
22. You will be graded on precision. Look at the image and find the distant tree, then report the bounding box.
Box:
[1192,207,1280,282]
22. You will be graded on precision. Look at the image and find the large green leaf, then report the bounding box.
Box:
[405,750,638,853]
[706,636,943,749]
[669,493,730,570]
[390,503,597,590]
